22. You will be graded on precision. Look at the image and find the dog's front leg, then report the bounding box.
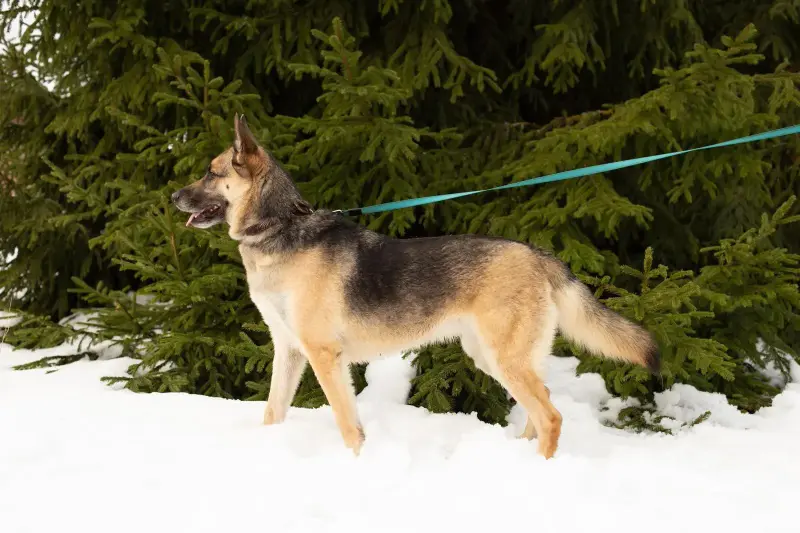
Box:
[302,342,364,455]
[263,333,307,425]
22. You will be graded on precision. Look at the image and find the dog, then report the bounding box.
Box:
[171,115,660,459]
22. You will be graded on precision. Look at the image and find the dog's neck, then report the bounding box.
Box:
[257,162,312,219]
[231,156,314,248]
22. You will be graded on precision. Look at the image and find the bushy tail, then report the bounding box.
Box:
[548,270,660,374]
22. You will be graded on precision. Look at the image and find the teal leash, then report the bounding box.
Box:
[335,124,800,216]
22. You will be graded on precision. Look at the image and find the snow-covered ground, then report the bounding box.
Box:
[2,330,799,533]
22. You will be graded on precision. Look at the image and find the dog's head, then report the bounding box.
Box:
[171,114,290,232]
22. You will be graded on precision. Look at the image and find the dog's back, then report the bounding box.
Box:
[294,213,658,374]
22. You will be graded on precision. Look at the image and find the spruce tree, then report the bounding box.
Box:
[1,0,798,426]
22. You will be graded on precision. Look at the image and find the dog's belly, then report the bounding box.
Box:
[340,315,474,364]
[250,288,484,370]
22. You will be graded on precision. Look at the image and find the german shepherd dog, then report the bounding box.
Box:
[171,115,659,459]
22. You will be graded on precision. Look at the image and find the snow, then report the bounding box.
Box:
[2,338,800,533]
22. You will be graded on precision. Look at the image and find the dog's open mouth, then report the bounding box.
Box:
[186,203,224,227]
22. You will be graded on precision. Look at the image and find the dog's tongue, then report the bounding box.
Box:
[186,213,198,227]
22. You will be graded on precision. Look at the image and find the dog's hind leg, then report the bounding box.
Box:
[301,341,364,455]
[462,329,534,437]
[462,313,556,444]
[517,305,559,442]
[460,330,494,376]
[474,302,562,459]
[263,330,307,425]
[517,384,552,440]
[496,341,561,458]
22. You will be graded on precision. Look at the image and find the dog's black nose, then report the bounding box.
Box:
[171,190,182,204]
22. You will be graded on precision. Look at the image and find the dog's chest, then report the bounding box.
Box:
[250,289,291,327]
[241,252,293,327]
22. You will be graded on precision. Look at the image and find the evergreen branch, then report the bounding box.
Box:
[332,20,353,82]
[162,196,185,280]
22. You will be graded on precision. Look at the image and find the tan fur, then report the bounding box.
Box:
[241,230,653,459]
[243,242,570,457]
[175,116,660,460]
[553,282,655,368]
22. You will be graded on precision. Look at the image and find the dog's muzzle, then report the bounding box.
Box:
[171,189,184,205]
[171,187,226,229]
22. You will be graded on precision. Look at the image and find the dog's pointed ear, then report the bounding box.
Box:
[233,114,258,155]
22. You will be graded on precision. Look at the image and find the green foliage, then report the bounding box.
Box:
[1,1,799,428]
[407,346,513,425]
[574,197,800,413]
[3,312,83,350]
[602,405,712,435]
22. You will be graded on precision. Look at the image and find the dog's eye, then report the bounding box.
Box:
[205,165,223,180]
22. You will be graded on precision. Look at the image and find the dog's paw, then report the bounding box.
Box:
[344,425,365,456]
[262,405,285,426]
[517,418,538,440]
[537,438,558,460]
